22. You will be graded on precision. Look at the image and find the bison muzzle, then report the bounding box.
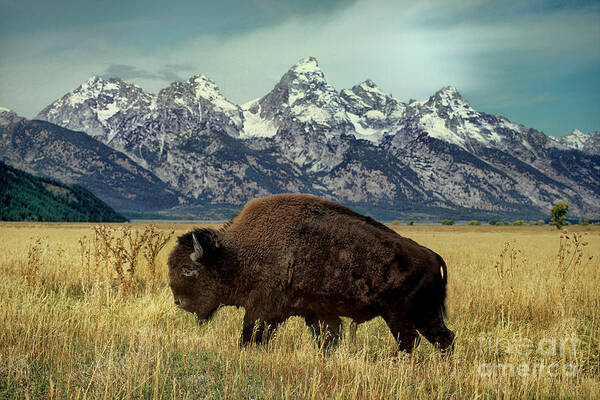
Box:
[167,194,454,353]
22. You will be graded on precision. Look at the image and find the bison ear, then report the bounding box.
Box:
[187,228,221,264]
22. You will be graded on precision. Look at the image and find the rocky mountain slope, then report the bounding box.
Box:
[0,161,126,222]
[0,108,181,212]
[33,57,600,218]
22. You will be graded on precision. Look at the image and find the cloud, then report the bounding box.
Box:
[102,64,158,80]
[101,64,196,82]
[0,0,598,135]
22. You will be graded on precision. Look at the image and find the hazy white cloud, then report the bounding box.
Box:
[0,0,598,136]
[157,0,599,103]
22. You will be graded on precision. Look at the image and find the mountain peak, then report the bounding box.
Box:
[0,107,22,126]
[428,85,470,109]
[85,75,121,85]
[80,75,133,93]
[187,74,220,96]
[185,74,239,114]
[81,75,104,89]
[290,56,321,74]
[246,56,351,136]
[435,85,461,97]
[355,79,389,97]
[189,74,215,85]
[552,128,600,154]
[86,75,102,83]
[360,79,377,88]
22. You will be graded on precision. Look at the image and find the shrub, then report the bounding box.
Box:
[406,220,414,226]
[513,220,525,226]
[538,219,545,225]
[578,218,590,226]
[441,219,454,225]
[556,230,591,315]
[528,221,537,226]
[391,220,400,226]
[494,241,526,299]
[467,220,480,226]
[550,202,569,229]
[489,219,499,226]
[88,225,173,295]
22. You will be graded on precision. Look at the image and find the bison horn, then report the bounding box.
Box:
[190,233,204,262]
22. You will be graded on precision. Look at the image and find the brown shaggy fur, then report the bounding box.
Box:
[168,194,454,352]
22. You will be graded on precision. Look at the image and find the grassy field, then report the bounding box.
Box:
[0,222,598,399]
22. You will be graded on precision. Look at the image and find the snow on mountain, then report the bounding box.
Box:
[37,74,242,147]
[32,56,600,217]
[558,129,590,149]
[36,76,155,142]
[339,80,406,143]
[393,86,542,152]
[548,129,600,155]
[156,74,243,133]
[242,57,353,138]
[239,100,279,139]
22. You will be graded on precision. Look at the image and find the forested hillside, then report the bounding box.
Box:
[0,162,127,222]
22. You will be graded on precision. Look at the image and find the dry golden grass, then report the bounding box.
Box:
[0,222,598,399]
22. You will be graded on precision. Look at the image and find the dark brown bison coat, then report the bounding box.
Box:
[168,194,454,352]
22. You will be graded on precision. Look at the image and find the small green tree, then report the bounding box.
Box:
[406,220,414,226]
[441,219,454,225]
[550,202,569,229]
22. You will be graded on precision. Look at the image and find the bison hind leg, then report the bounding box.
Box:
[305,316,343,350]
[415,314,455,353]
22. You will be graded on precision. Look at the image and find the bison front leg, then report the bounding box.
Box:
[240,312,282,346]
[383,315,420,353]
[305,316,343,350]
[348,320,358,347]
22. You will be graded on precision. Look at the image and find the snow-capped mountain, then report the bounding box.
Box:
[339,80,406,143]
[36,75,242,158]
[241,57,353,139]
[548,129,600,155]
[33,57,600,218]
[37,76,154,142]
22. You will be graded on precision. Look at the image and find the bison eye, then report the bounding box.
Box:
[180,265,200,278]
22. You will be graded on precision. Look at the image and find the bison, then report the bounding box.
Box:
[167,194,454,352]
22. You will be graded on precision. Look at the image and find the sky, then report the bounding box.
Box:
[0,0,599,137]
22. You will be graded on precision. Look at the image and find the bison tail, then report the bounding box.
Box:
[438,257,448,319]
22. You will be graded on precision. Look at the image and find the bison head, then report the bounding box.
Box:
[167,228,223,321]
